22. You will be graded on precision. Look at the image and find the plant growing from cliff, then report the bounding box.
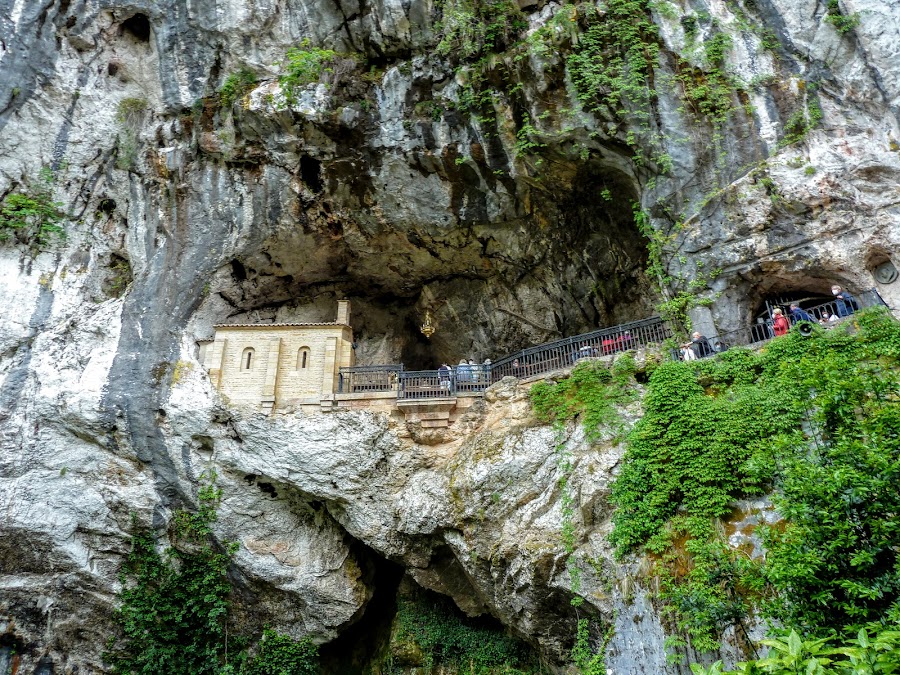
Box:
[220,68,257,109]
[115,98,148,171]
[106,475,234,674]
[436,0,527,62]
[824,0,861,35]
[278,40,357,105]
[0,167,66,245]
[106,472,319,674]
[609,310,900,658]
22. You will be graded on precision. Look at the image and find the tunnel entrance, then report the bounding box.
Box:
[318,542,404,674]
[753,288,836,322]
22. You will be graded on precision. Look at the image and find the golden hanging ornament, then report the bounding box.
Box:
[420,310,436,338]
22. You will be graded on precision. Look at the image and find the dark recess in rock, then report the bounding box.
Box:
[300,156,324,193]
[319,543,404,675]
[121,14,151,43]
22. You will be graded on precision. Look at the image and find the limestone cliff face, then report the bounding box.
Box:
[1,0,899,672]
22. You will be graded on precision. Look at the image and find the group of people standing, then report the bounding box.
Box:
[680,332,715,361]
[437,359,493,387]
[772,285,858,336]
[680,285,860,360]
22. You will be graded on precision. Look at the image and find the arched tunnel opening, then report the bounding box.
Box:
[191,162,656,371]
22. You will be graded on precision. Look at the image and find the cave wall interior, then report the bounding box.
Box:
[1,0,900,671]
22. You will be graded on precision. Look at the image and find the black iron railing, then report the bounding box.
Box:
[674,288,889,360]
[345,290,890,394]
[398,370,455,400]
[487,316,671,382]
[338,365,403,393]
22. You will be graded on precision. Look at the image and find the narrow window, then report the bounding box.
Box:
[242,347,255,370]
[298,347,310,369]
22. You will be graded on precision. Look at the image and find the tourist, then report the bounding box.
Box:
[468,358,480,383]
[483,358,492,383]
[818,312,831,327]
[832,285,858,317]
[438,363,452,391]
[457,358,470,383]
[789,303,814,323]
[772,308,789,336]
[681,342,697,361]
[691,331,713,358]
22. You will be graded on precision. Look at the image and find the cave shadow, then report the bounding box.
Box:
[318,541,404,675]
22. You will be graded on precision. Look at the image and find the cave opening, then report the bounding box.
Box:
[318,541,404,674]
[300,156,324,193]
[121,13,151,42]
[753,287,839,322]
[198,161,657,373]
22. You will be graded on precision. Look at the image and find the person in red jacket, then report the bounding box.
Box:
[772,308,789,336]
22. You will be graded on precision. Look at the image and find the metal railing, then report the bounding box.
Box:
[349,289,890,394]
[338,365,403,393]
[487,316,671,382]
[674,288,889,360]
[454,363,492,395]
[398,370,456,400]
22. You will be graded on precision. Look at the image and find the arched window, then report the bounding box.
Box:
[242,347,255,370]
[297,347,311,369]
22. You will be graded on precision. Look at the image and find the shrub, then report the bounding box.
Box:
[220,68,257,108]
[609,310,900,655]
[0,167,65,245]
[278,40,357,104]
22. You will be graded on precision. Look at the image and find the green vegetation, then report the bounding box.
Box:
[779,86,824,147]
[220,68,257,108]
[528,311,900,664]
[0,167,66,245]
[530,358,637,441]
[240,629,318,675]
[825,0,861,35]
[115,98,148,171]
[436,0,527,62]
[692,625,900,674]
[106,472,320,675]
[605,310,900,660]
[388,590,540,673]
[278,39,355,104]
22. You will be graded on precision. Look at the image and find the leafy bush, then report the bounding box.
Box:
[220,68,257,108]
[824,0,861,34]
[278,40,357,104]
[106,474,321,675]
[391,590,538,674]
[242,629,318,675]
[609,310,900,654]
[691,624,900,674]
[106,480,235,674]
[0,167,66,244]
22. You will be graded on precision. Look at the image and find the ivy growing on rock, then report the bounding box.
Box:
[106,473,320,675]
[608,309,900,659]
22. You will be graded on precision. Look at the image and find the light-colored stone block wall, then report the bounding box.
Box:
[204,325,353,409]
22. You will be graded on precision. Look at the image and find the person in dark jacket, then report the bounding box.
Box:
[789,303,815,323]
[831,285,858,317]
[691,331,714,358]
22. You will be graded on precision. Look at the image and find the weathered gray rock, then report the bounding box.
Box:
[2,0,900,671]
